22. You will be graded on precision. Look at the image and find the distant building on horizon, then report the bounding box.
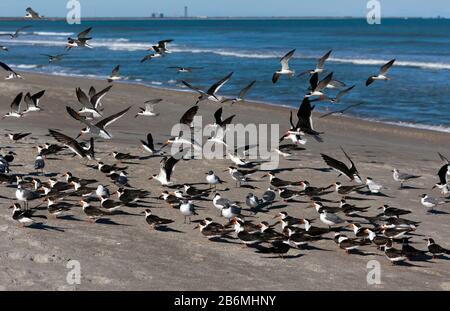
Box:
[184,6,188,18]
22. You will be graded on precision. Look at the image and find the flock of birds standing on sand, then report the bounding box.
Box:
[1,14,450,265]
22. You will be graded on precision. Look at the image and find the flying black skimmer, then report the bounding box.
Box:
[299,50,332,76]
[0,62,23,80]
[78,85,113,118]
[293,97,323,141]
[305,72,333,98]
[206,171,225,189]
[10,203,45,226]
[0,45,8,51]
[0,25,31,39]
[420,194,446,213]
[107,65,121,83]
[424,238,450,259]
[366,59,395,86]
[140,133,164,156]
[23,90,45,113]
[2,93,25,119]
[143,209,174,229]
[48,129,95,160]
[329,85,356,103]
[149,39,173,55]
[319,102,364,119]
[182,72,233,104]
[433,155,450,195]
[67,27,93,50]
[135,99,162,117]
[41,54,66,63]
[66,105,131,139]
[321,147,362,183]
[149,150,187,186]
[392,168,420,189]
[25,7,42,19]
[6,132,31,142]
[272,49,295,84]
[168,66,203,73]
[222,80,256,105]
[210,107,236,129]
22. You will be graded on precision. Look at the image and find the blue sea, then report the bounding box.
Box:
[1,18,450,131]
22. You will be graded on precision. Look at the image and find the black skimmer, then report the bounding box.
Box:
[392,168,420,188]
[23,90,45,113]
[319,102,364,119]
[364,229,390,249]
[380,226,413,239]
[140,133,164,156]
[41,54,67,63]
[149,151,186,186]
[67,27,93,50]
[135,99,162,117]
[339,200,370,216]
[321,147,362,183]
[112,151,139,161]
[384,240,407,264]
[2,93,23,119]
[256,240,291,258]
[294,97,323,141]
[300,180,333,197]
[366,59,395,86]
[329,85,356,103]
[45,198,72,218]
[231,218,263,246]
[378,204,411,217]
[299,50,332,76]
[96,162,127,174]
[108,171,130,187]
[283,227,314,248]
[149,39,173,55]
[180,105,199,127]
[36,143,65,156]
[182,72,233,104]
[424,238,450,259]
[419,194,446,213]
[10,203,45,226]
[433,158,450,195]
[25,7,42,19]
[365,177,383,194]
[80,200,106,222]
[116,188,150,205]
[337,235,362,253]
[194,219,232,240]
[334,182,365,196]
[299,218,332,236]
[262,172,301,188]
[211,107,236,128]
[277,188,302,201]
[99,196,123,212]
[168,66,203,73]
[6,132,31,142]
[107,65,121,83]
[206,171,225,189]
[0,25,31,39]
[143,209,174,229]
[0,45,8,51]
[305,72,333,98]
[48,130,95,160]
[222,80,256,105]
[180,200,198,224]
[401,238,426,259]
[272,49,295,84]
[262,188,276,206]
[77,85,113,118]
[312,201,341,214]
[66,105,131,139]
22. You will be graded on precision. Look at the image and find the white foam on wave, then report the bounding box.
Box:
[329,57,450,70]
[11,64,38,69]
[32,31,74,36]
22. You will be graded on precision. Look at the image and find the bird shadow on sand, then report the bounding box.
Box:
[57,215,83,222]
[95,218,129,226]
[266,204,288,210]
[301,245,333,252]
[28,222,65,232]
[260,253,304,259]
[343,196,375,201]
[391,261,426,268]
[400,186,425,190]
[28,172,58,177]
[300,167,333,173]
[155,226,184,233]
[427,210,450,215]
[209,237,241,244]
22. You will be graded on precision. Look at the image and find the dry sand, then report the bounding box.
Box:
[0,72,449,291]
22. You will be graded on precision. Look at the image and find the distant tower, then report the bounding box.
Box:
[184,6,188,18]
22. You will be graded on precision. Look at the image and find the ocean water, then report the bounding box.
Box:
[1,18,449,131]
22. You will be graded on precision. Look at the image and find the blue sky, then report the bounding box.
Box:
[0,0,448,17]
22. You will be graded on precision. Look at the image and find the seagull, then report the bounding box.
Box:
[321,147,362,183]
[392,168,420,189]
[149,150,187,186]
[2,93,24,119]
[34,155,45,174]
[0,61,23,80]
[319,103,364,119]
[272,49,295,84]
[0,25,31,39]
[25,7,43,19]
[107,65,121,83]
[67,27,93,50]
[319,210,345,228]
[41,54,67,63]
[66,106,131,139]
[221,80,256,105]
[366,59,395,86]
[23,90,45,113]
[299,49,332,76]
[140,133,164,156]
[206,171,225,189]
[48,130,95,160]
[329,85,356,103]
[179,200,198,224]
[135,99,162,117]
[16,183,40,209]
[182,72,233,104]
[420,194,446,213]
[305,72,333,98]
[168,66,203,73]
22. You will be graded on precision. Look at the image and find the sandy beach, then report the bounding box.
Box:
[1,72,450,291]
